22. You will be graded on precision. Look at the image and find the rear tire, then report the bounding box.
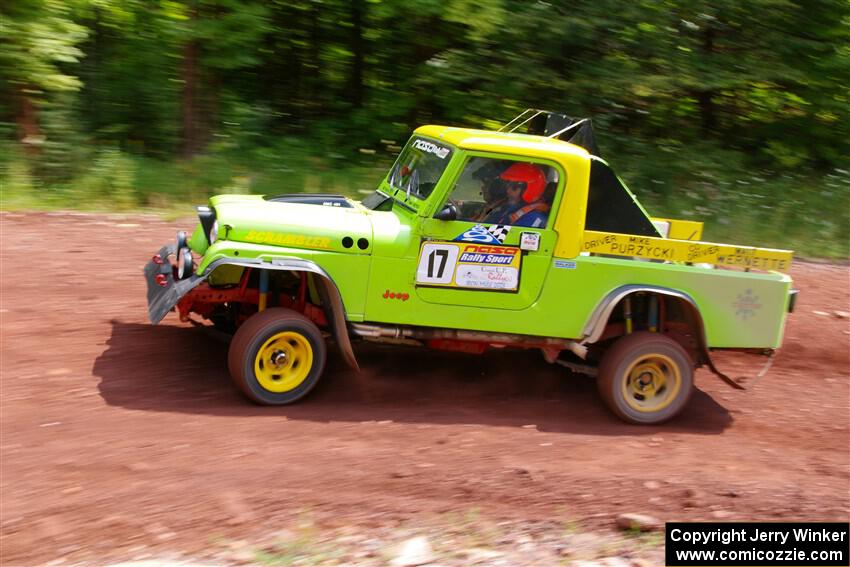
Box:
[597,332,694,424]
[228,308,326,405]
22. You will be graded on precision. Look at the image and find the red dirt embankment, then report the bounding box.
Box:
[1,212,847,564]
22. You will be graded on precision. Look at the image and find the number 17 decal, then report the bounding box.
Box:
[417,243,459,285]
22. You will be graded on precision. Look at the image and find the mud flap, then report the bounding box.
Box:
[143,244,207,324]
[706,349,776,391]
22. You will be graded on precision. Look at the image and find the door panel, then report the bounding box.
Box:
[414,218,555,310]
[412,154,563,311]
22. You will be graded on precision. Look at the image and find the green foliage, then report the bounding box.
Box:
[0,0,847,256]
[0,141,37,206]
[32,92,90,181]
[0,0,87,94]
[71,146,136,208]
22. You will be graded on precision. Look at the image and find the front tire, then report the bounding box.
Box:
[228,308,327,405]
[597,332,694,424]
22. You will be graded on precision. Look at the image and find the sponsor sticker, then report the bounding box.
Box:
[453,224,511,244]
[413,139,450,159]
[554,260,577,270]
[455,265,518,290]
[520,232,540,251]
[416,241,521,291]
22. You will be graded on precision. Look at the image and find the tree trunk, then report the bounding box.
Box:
[697,90,716,134]
[697,26,717,135]
[306,4,321,118]
[264,5,287,128]
[90,6,103,137]
[15,86,41,154]
[181,39,200,158]
[181,2,201,158]
[348,0,365,109]
[204,72,219,149]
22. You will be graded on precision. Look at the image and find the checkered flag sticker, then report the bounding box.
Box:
[486,224,511,243]
[454,224,511,244]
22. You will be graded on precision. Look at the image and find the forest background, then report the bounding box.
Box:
[1,0,848,257]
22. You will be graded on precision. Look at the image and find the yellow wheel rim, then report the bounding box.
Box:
[621,353,682,413]
[254,331,314,393]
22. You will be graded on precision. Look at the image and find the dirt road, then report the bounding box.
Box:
[1,212,848,565]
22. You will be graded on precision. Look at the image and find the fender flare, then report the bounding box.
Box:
[580,284,743,390]
[196,256,360,371]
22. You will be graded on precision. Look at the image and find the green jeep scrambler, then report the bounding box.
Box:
[144,110,797,424]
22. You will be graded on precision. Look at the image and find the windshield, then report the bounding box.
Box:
[388,137,454,200]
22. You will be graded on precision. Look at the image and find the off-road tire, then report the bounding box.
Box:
[228,308,326,405]
[597,332,694,424]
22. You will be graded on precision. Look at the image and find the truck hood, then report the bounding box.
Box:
[210,194,373,253]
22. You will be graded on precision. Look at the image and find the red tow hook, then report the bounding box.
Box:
[152,254,164,265]
[155,274,168,287]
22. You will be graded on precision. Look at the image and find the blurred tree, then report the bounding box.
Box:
[177,0,269,156]
[368,0,468,127]
[0,0,847,168]
[427,0,849,165]
[347,0,366,110]
[75,0,182,154]
[0,0,87,152]
[259,0,330,129]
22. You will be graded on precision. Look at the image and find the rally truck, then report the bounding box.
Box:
[144,110,797,424]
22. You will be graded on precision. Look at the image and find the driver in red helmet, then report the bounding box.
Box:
[484,162,550,228]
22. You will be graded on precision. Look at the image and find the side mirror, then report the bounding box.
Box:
[434,203,458,221]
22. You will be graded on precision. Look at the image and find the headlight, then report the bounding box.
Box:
[210,220,219,244]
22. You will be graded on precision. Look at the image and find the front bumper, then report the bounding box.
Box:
[143,243,204,324]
